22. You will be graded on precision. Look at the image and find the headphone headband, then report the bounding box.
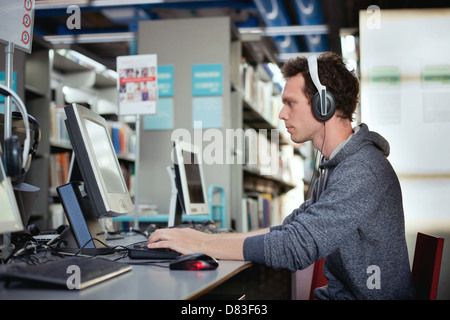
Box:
[0,84,31,172]
[307,55,327,116]
[307,55,336,122]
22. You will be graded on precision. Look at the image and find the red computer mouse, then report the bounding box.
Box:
[169,253,218,270]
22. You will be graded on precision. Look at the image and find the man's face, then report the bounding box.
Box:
[279,74,320,144]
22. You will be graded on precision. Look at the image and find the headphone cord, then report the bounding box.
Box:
[320,121,326,157]
[306,122,327,200]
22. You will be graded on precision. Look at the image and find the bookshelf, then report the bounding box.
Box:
[20,37,136,229]
[231,29,304,232]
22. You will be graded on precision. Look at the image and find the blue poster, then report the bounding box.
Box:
[143,98,174,130]
[192,64,223,96]
[0,71,17,103]
[157,65,174,98]
[192,97,222,129]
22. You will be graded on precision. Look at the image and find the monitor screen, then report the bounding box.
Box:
[83,118,126,194]
[0,145,24,234]
[173,140,209,215]
[64,104,134,218]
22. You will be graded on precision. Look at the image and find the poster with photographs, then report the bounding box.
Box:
[117,54,157,115]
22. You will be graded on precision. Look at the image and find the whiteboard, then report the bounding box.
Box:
[360,9,450,174]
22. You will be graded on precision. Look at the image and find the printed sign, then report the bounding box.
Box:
[0,0,35,53]
[117,54,158,115]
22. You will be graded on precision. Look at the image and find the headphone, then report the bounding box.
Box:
[307,55,336,122]
[0,84,34,181]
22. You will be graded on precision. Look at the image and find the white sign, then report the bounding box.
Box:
[117,54,158,115]
[0,0,35,53]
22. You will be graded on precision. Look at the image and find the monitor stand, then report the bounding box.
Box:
[166,166,183,227]
[56,181,111,255]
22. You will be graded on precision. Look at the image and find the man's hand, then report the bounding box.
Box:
[147,227,270,260]
[147,228,212,256]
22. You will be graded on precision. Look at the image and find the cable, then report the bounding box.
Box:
[3,239,53,265]
[306,122,327,200]
[320,121,326,156]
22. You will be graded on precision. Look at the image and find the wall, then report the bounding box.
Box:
[360,8,450,299]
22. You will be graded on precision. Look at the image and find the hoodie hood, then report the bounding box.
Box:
[320,123,390,170]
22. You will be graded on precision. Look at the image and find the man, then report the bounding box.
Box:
[148,52,415,300]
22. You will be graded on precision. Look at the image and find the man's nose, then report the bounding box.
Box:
[279,105,287,120]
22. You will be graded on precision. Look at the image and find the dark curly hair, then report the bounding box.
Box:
[281,52,359,121]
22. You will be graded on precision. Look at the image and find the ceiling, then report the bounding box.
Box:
[32,0,450,70]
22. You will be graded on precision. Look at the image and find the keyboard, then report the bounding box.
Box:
[127,241,181,260]
[0,256,132,290]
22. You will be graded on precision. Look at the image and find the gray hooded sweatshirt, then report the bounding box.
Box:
[243,123,415,300]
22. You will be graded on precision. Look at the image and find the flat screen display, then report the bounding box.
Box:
[83,118,126,194]
[182,150,205,204]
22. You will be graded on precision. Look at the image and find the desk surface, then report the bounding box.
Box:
[0,235,252,300]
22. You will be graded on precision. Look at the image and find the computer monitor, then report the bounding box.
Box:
[0,144,24,234]
[172,140,209,218]
[63,104,134,218]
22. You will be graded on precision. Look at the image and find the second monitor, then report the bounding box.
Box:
[168,140,209,227]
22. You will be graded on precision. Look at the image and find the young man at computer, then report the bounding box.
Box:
[148,52,415,300]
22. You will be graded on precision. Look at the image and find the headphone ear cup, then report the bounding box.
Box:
[12,111,40,173]
[312,91,336,122]
[3,135,23,179]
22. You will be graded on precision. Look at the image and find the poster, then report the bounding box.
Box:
[143,98,174,130]
[0,71,17,105]
[192,64,223,96]
[192,96,223,129]
[117,54,158,115]
[157,65,174,98]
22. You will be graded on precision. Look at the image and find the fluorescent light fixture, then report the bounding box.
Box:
[277,52,323,62]
[35,0,164,10]
[239,25,329,37]
[43,32,135,45]
[56,49,118,80]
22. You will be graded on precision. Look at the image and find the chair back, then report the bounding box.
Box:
[412,232,444,300]
[309,257,328,300]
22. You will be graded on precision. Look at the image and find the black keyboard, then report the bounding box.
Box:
[127,241,181,260]
[0,256,132,290]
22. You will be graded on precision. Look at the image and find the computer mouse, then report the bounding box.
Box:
[169,253,218,270]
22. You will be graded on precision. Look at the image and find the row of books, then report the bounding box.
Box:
[240,183,306,232]
[50,103,71,146]
[49,151,135,197]
[242,129,302,185]
[243,127,280,177]
[49,103,136,159]
[49,152,70,195]
[107,121,137,159]
[240,61,282,128]
[241,193,282,232]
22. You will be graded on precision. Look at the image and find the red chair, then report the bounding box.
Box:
[411,232,444,300]
[309,257,328,300]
